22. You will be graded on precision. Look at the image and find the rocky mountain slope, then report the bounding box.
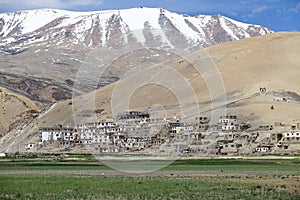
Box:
[1,32,298,152]
[0,7,273,103]
[0,86,40,137]
[0,7,272,48]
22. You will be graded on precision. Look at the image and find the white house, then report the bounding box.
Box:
[255,146,270,152]
[39,127,77,144]
[93,134,110,144]
[124,137,145,149]
[77,121,119,145]
[218,116,240,131]
[283,132,300,138]
[22,143,36,151]
[41,131,52,143]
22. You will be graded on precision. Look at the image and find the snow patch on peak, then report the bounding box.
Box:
[162,10,200,42]
[0,9,64,36]
[20,11,62,34]
[118,7,161,44]
[219,17,239,40]
[222,16,251,30]
[120,7,161,31]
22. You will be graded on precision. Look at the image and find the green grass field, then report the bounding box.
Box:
[0,156,300,199]
[1,174,299,199]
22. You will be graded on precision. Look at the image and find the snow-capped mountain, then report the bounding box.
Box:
[0,7,273,103]
[0,7,272,52]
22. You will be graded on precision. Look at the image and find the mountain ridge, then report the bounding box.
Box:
[0,7,273,105]
[0,7,273,49]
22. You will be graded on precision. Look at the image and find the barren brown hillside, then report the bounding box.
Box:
[0,86,40,136]
[1,32,300,152]
[73,32,300,124]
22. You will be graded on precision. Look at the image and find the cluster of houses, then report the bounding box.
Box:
[22,109,300,155]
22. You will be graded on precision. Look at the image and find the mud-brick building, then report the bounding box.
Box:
[195,116,210,131]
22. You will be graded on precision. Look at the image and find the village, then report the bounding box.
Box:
[20,104,300,156]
